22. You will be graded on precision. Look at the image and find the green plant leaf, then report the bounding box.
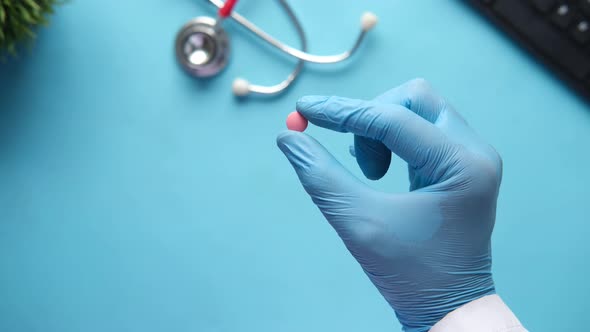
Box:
[25,0,41,11]
[0,0,63,57]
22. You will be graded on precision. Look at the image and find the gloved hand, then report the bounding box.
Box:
[277,79,502,332]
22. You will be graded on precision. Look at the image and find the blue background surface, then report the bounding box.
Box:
[1,1,589,331]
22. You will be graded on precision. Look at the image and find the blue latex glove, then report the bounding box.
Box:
[277,79,502,332]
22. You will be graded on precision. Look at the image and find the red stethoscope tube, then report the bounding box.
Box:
[219,0,239,18]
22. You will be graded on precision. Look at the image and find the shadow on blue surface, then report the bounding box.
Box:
[0,53,38,150]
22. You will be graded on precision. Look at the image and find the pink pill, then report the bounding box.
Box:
[286,111,308,132]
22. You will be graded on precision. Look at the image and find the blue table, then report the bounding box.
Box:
[1,1,589,331]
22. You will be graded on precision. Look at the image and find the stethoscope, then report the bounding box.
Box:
[174,0,378,97]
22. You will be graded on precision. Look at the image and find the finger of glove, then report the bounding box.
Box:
[353,136,392,180]
[350,79,443,181]
[276,130,374,232]
[374,78,446,124]
[296,96,450,169]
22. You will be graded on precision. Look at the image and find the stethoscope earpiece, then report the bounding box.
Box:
[361,12,378,32]
[232,78,251,97]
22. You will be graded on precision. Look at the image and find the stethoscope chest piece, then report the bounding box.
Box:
[175,16,229,77]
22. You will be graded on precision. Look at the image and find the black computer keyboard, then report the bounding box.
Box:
[465,0,590,101]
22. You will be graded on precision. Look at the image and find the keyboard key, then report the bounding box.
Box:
[551,4,576,29]
[530,0,557,12]
[581,0,590,16]
[493,0,590,79]
[572,20,590,44]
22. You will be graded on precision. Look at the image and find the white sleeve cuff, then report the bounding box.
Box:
[429,295,527,332]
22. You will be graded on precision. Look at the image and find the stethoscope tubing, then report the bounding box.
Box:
[206,0,372,64]
[239,0,307,96]
[176,0,377,97]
